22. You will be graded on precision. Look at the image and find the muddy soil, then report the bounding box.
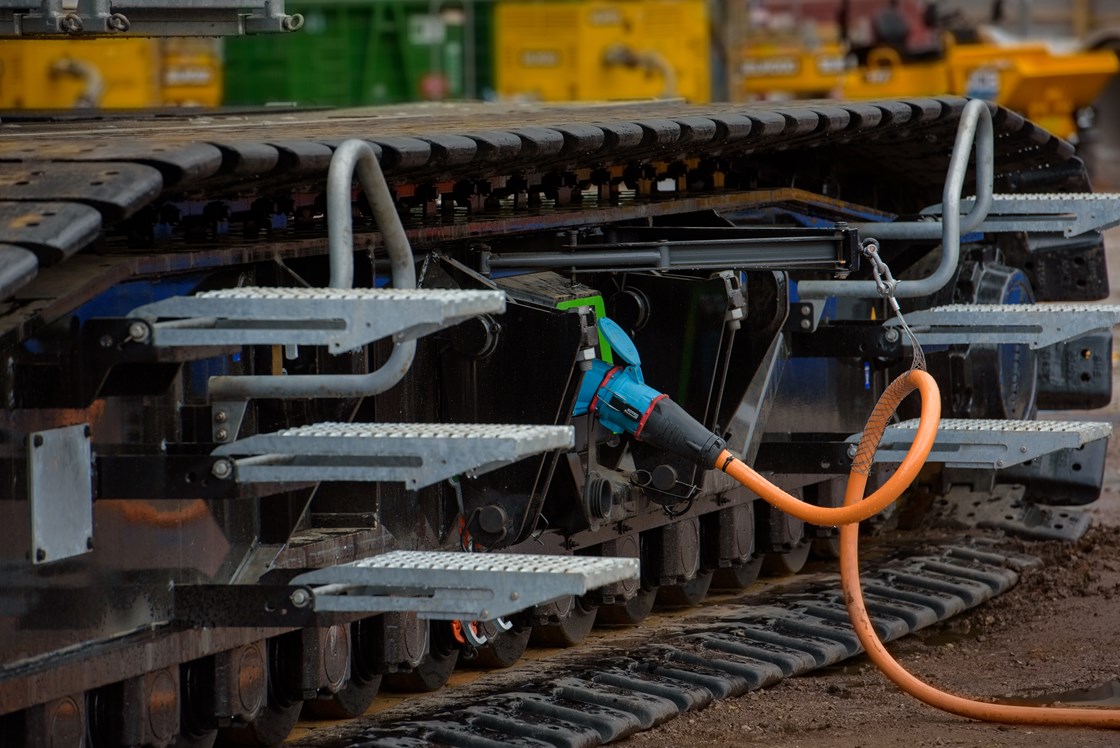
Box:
[621,525,1120,748]
[620,233,1120,748]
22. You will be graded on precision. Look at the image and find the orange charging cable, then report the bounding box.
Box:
[717,367,1120,727]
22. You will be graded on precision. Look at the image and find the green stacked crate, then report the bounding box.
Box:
[224,0,487,107]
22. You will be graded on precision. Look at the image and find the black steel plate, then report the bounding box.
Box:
[0,243,39,299]
[208,141,282,175]
[466,131,524,162]
[0,141,222,188]
[0,162,163,220]
[0,201,101,263]
[266,139,335,176]
[420,134,479,168]
[552,124,607,158]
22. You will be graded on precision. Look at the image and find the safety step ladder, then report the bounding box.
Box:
[289,550,640,621]
[855,418,1112,470]
[924,193,1120,237]
[212,422,574,490]
[887,303,1120,349]
[127,286,505,352]
[932,485,1092,542]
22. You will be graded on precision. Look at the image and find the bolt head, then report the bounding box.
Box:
[800,319,812,330]
[214,410,228,423]
[211,459,232,479]
[215,428,228,442]
[35,548,46,562]
[128,322,150,342]
[289,589,311,608]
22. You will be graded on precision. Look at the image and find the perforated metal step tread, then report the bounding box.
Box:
[890,303,1120,349]
[924,193,1120,237]
[128,287,505,352]
[854,418,1112,469]
[213,422,574,489]
[290,550,639,621]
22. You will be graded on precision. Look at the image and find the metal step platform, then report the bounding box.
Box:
[127,287,505,353]
[0,0,303,37]
[923,193,1120,237]
[289,550,640,621]
[854,418,1112,470]
[887,303,1120,349]
[212,422,575,490]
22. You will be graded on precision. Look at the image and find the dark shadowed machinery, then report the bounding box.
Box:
[1,7,1120,744]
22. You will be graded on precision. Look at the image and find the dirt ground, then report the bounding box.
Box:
[621,524,1120,748]
[619,234,1120,747]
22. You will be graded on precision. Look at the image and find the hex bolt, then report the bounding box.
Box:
[214,410,228,424]
[801,305,812,317]
[127,322,150,343]
[509,591,520,601]
[847,443,859,459]
[800,319,812,330]
[211,459,233,479]
[289,588,311,608]
[884,328,901,343]
[107,12,130,31]
[215,428,228,442]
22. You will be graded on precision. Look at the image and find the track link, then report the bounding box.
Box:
[289,542,1037,747]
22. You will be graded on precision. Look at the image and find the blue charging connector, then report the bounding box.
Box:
[574,318,726,469]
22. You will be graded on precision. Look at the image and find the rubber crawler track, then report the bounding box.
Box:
[289,542,1039,747]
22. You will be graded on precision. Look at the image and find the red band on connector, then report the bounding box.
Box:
[588,366,624,414]
[634,393,668,439]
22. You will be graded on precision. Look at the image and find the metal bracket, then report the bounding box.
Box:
[933,485,1092,542]
[923,193,1120,238]
[888,303,1120,350]
[212,401,248,445]
[0,0,304,37]
[95,454,237,500]
[129,287,505,353]
[852,418,1112,470]
[214,422,575,490]
[788,319,902,359]
[28,424,93,564]
[172,584,316,628]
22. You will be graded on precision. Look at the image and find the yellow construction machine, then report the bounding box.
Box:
[0,38,222,109]
[737,6,1119,142]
